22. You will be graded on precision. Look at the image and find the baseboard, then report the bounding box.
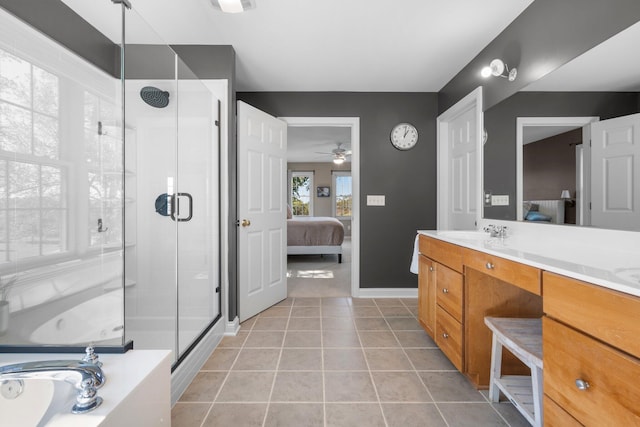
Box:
[224,316,240,335]
[171,319,224,406]
[355,288,418,298]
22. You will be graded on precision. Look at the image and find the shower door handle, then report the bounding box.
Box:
[170,193,193,222]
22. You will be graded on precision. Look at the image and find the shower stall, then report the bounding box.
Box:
[0,0,223,392]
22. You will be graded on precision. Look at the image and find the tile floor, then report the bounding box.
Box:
[172,296,529,427]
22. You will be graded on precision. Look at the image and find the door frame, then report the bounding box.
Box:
[437,87,483,230]
[279,116,360,297]
[515,116,599,223]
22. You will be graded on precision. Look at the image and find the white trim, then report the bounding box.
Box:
[355,288,418,298]
[280,117,360,297]
[171,317,224,406]
[224,315,240,335]
[437,87,483,230]
[515,116,599,221]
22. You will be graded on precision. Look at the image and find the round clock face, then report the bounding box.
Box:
[390,123,418,150]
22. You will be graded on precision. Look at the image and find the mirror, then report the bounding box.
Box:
[483,20,640,231]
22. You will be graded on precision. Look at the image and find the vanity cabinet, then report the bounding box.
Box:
[418,235,541,384]
[543,272,640,425]
[418,235,464,369]
[418,255,436,338]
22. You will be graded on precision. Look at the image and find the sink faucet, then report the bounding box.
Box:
[0,359,105,414]
[483,224,508,238]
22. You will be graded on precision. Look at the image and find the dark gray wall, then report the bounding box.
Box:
[237,92,438,289]
[0,0,118,76]
[484,92,640,220]
[438,0,640,113]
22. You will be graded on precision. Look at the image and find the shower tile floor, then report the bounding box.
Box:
[172,296,530,427]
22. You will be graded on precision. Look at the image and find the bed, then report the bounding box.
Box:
[287,216,345,263]
[523,200,565,224]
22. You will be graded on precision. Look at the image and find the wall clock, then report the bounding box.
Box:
[390,123,418,150]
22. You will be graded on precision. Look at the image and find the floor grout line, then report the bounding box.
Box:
[178,295,526,427]
[260,299,292,427]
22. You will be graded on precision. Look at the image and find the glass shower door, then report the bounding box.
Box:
[175,60,220,358]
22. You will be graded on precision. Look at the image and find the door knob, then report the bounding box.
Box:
[241,219,251,227]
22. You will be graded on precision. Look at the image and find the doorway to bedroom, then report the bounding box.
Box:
[281,117,360,298]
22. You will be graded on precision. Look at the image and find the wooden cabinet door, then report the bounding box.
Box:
[418,255,436,339]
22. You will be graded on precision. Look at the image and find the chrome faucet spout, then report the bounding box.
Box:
[0,360,105,390]
[0,359,106,414]
[483,224,508,238]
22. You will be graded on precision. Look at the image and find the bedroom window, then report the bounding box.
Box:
[333,171,352,218]
[291,171,313,216]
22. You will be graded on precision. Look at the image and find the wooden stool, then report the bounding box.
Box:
[484,317,543,427]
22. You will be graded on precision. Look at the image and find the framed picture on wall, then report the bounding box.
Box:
[317,186,330,197]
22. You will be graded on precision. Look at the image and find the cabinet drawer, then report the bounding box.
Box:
[543,317,640,426]
[544,271,640,358]
[436,264,463,322]
[435,305,463,371]
[544,395,582,427]
[464,250,541,295]
[423,237,463,273]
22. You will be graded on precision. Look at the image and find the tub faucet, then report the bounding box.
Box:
[0,359,105,413]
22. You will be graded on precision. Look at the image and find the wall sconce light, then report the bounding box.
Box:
[210,0,256,13]
[481,59,517,82]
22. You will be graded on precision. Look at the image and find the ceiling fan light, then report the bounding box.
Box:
[333,156,345,165]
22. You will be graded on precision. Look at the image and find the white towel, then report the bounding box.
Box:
[409,234,420,274]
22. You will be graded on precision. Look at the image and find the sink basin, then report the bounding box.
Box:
[437,230,491,241]
[0,379,76,427]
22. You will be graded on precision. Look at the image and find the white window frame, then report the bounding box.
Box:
[290,171,314,216]
[332,170,352,219]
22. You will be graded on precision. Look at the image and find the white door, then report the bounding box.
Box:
[437,88,482,230]
[591,113,640,231]
[237,101,288,321]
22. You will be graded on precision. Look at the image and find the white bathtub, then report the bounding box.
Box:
[29,291,124,345]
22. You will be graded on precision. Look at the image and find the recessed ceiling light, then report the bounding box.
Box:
[210,0,256,13]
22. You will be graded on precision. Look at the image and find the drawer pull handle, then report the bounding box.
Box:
[442,333,449,339]
[575,379,590,391]
[485,262,495,270]
[442,288,449,294]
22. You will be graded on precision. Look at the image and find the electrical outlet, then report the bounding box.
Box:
[491,195,509,206]
[367,195,385,206]
[484,191,492,207]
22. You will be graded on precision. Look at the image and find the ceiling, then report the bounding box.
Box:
[62,0,534,92]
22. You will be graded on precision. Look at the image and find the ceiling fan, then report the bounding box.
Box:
[315,143,352,164]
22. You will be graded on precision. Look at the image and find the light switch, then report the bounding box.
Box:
[491,195,509,206]
[367,195,385,206]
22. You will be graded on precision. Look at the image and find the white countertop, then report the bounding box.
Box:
[419,224,640,298]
